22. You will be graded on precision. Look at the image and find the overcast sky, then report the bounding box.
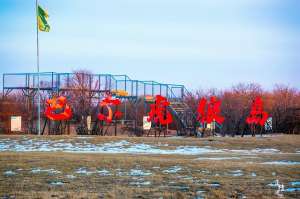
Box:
[0,0,299,90]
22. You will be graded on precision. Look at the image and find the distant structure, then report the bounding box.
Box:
[2,72,196,135]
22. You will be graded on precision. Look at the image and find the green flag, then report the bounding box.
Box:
[37,5,50,32]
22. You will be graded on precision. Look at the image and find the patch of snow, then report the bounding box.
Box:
[251,148,280,153]
[267,179,285,197]
[4,170,16,176]
[130,181,151,186]
[30,168,61,174]
[229,170,243,177]
[0,138,224,155]
[261,161,300,165]
[129,169,152,176]
[66,174,76,179]
[76,136,93,139]
[0,138,290,157]
[116,169,128,176]
[193,179,209,184]
[97,169,111,176]
[49,181,64,186]
[75,168,95,175]
[196,157,240,161]
[284,187,300,192]
[206,182,221,187]
[268,181,278,188]
[168,185,190,191]
[173,146,223,155]
[228,148,280,154]
[201,170,210,174]
[196,190,205,194]
[163,166,182,174]
[195,190,205,199]
[157,142,169,147]
[251,172,257,177]
[290,181,300,186]
[177,175,193,180]
[232,173,243,177]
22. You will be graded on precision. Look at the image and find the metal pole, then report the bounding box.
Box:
[2,75,4,99]
[124,77,127,120]
[36,0,41,135]
[124,100,127,120]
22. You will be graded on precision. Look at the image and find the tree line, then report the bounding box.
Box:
[0,72,299,135]
[184,83,300,135]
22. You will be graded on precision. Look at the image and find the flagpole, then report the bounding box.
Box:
[35,0,41,135]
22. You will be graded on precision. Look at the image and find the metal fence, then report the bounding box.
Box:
[3,72,187,100]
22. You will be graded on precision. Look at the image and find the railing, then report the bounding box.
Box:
[3,72,188,100]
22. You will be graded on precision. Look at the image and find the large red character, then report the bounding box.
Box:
[44,96,72,121]
[197,96,224,125]
[246,97,268,126]
[97,95,122,123]
[147,95,172,125]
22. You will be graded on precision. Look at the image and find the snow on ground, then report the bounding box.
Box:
[74,168,96,175]
[31,168,61,174]
[3,170,16,176]
[129,169,152,176]
[290,181,300,186]
[267,180,281,188]
[0,137,295,156]
[0,138,223,155]
[268,180,300,194]
[3,166,299,194]
[196,157,241,161]
[284,187,300,192]
[228,170,244,177]
[195,190,206,199]
[66,174,76,179]
[227,148,280,154]
[75,136,93,139]
[177,175,193,180]
[163,166,182,174]
[129,181,151,186]
[204,182,221,187]
[49,181,64,186]
[162,183,190,191]
[97,169,111,176]
[261,161,300,165]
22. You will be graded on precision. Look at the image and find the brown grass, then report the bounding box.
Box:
[0,135,299,198]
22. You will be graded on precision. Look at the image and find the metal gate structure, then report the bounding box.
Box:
[2,72,196,135]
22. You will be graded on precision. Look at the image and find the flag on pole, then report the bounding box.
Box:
[37,5,50,32]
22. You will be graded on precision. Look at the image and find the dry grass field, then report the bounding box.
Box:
[0,134,299,199]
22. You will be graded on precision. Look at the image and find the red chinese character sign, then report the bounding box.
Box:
[97,95,122,123]
[147,95,172,126]
[44,96,72,121]
[246,97,268,126]
[197,96,224,125]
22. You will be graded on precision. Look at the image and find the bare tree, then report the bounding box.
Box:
[271,84,299,132]
[65,70,99,125]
